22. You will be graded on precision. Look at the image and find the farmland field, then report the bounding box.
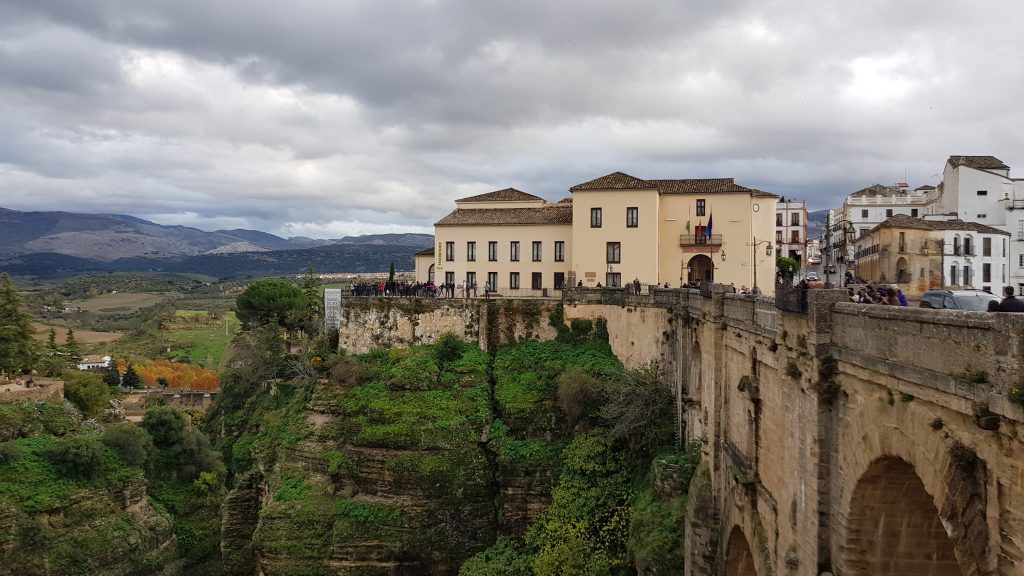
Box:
[73,292,168,314]
[31,322,123,345]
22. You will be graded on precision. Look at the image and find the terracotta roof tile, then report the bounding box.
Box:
[650,178,734,194]
[455,188,544,203]
[414,247,435,256]
[871,214,1009,235]
[436,205,572,226]
[570,171,652,191]
[946,155,1009,171]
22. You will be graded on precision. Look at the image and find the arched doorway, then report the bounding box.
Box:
[896,257,909,284]
[686,341,703,442]
[843,457,962,575]
[428,264,435,283]
[688,255,714,284]
[724,526,757,576]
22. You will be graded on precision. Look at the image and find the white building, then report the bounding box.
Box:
[934,155,1024,293]
[940,226,1012,293]
[843,183,940,240]
[775,199,808,262]
[77,355,111,371]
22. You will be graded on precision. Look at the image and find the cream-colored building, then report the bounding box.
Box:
[569,172,778,294]
[416,173,778,295]
[428,188,572,297]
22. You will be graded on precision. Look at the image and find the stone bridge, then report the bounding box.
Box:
[335,288,1024,575]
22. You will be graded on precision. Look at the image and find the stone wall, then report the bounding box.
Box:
[0,379,64,403]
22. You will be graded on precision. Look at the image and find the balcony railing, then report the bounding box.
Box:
[680,234,723,247]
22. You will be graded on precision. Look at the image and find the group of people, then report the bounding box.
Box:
[990,287,1024,312]
[849,283,909,306]
[350,281,440,298]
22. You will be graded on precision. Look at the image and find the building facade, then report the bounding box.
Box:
[775,199,808,262]
[429,188,573,297]
[854,214,1010,296]
[842,183,940,241]
[417,172,779,296]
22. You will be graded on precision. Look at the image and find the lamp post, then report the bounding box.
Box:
[749,237,774,292]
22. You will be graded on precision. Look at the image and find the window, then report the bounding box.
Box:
[776,213,783,226]
[510,272,520,289]
[977,214,987,219]
[531,272,543,290]
[626,207,638,228]
[696,199,706,216]
[791,212,800,226]
[859,228,869,237]
[964,236,973,255]
[606,242,621,264]
[487,272,498,292]
[445,242,455,262]
[467,242,476,261]
[983,237,991,257]
[554,241,565,262]
[445,271,454,285]
[950,265,958,285]
[978,190,988,196]
[606,272,622,287]
[963,265,971,285]
[953,236,961,255]
[510,241,519,262]
[983,263,991,283]
[488,241,498,261]
[554,272,565,290]
[861,209,869,218]
[532,241,542,262]
[885,209,893,217]
[790,230,800,242]
[776,231,783,243]
[591,207,602,228]
[1019,254,1023,268]
[466,272,476,289]
[911,208,918,217]
[898,232,906,253]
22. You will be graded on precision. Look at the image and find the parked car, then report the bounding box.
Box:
[919,289,1000,311]
[805,272,819,281]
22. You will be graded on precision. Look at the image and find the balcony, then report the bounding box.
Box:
[680,234,723,247]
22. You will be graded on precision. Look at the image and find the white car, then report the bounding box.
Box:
[805,272,819,282]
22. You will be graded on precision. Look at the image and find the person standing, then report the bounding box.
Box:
[998,286,1024,312]
[890,284,908,307]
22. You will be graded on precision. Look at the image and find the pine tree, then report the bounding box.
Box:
[47,328,57,350]
[122,364,142,389]
[301,264,323,337]
[0,273,36,374]
[388,261,396,283]
[63,328,82,364]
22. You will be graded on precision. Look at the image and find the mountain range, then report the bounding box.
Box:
[0,208,433,280]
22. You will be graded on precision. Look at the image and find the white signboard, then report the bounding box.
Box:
[324,289,342,332]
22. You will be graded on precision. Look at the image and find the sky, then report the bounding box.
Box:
[1,1,1023,239]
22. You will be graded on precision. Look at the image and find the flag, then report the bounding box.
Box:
[685,206,691,235]
[696,220,702,242]
[706,212,713,238]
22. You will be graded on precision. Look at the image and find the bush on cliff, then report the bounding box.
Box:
[459,537,533,576]
[63,370,113,418]
[600,361,675,461]
[46,435,106,481]
[102,423,154,468]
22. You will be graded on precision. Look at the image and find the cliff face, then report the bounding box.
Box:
[0,402,179,576]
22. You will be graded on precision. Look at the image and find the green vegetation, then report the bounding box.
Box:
[235,278,309,330]
[776,256,800,280]
[0,272,37,374]
[62,370,115,417]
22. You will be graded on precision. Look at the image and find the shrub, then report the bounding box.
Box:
[330,357,364,388]
[173,429,221,481]
[102,424,154,467]
[0,440,19,464]
[46,436,106,480]
[785,360,802,380]
[556,368,603,429]
[459,537,533,576]
[600,362,675,460]
[63,370,111,417]
[436,332,463,363]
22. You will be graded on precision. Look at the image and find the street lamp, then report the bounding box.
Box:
[749,237,773,292]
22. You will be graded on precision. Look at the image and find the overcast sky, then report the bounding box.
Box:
[1,1,1022,238]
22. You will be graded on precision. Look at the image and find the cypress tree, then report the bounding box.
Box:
[122,364,142,389]
[0,273,35,374]
[64,328,82,364]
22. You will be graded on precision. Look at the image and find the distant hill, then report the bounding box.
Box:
[0,207,432,261]
[808,210,828,239]
[0,243,418,281]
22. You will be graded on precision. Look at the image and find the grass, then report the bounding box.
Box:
[163,311,240,370]
[73,292,169,314]
[31,322,124,345]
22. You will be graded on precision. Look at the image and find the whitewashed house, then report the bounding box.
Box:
[77,355,112,371]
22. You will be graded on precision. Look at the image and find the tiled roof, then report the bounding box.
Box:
[947,155,1010,171]
[915,185,936,190]
[850,184,899,198]
[455,188,544,203]
[414,247,435,256]
[436,205,572,226]
[651,178,735,195]
[870,214,1009,235]
[570,171,653,191]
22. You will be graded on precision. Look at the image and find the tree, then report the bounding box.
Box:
[122,364,142,389]
[63,328,82,364]
[142,406,186,448]
[0,273,35,374]
[776,257,800,283]
[235,279,308,330]
[301,265,323,336]
[388,261,396,283]
[102,367,121,387]
[102,424,154,467]
[46,328,57,351]
[46,436,106,480]
[63,370,111,417]
[600,362,675,460]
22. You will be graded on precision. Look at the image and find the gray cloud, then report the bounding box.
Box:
[1,0,1023,238]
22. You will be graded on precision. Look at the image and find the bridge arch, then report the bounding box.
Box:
[842,456,962,575]
[723,526,757,576]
